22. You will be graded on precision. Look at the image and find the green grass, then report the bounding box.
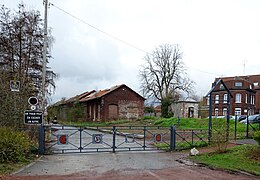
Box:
[63,119,133,127]
[0,157,35,176]
[190,145,260,176]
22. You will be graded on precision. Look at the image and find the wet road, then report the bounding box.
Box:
[14,151,187,176]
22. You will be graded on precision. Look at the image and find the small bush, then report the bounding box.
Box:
[253,130,260,145]
[0,127,30,163]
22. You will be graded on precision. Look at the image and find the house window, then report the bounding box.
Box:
[235,82,242,87]
[245,94,248,103]
[235,108,241,116]
[251,95,255,105]
[220,84,224,89]
[223,94,228,103]
[235,93,241,103]
[215,95,219,104]
[215,108,219,116]
[206,96,210,105]
[223,108,227,116]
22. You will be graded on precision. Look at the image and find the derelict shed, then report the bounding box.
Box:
[79,84,145,122]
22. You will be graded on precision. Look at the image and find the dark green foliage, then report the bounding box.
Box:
[144,106,154,113]
[0,127,30,163]
[161,98,172,118]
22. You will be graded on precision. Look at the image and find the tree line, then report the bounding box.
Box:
[0,4,57,127]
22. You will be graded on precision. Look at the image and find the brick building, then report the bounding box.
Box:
[51,84,145,122]
[209,75,260,116]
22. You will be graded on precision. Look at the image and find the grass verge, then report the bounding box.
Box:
[0,157,35,176]
[189,144,260,176]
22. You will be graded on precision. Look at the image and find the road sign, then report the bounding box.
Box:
[10,80,20,92]
[24,110,43,125]
[125,134,135,143]
[57,134,68,145]
[28,97,38,105]
[153,133,162,143]
[92,134,103,144]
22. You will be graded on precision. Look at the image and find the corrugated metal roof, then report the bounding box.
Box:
[80,84,125,102]
[64,90,96,104]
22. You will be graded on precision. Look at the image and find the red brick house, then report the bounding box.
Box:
[80,84,145,121]
[51,84,145,122]
[208,75,260,116]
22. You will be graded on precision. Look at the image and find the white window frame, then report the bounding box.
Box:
[235,82,242,87]
[223,94,228,104]
[223,108,227,116]
[206,96,210,105]
[245,94,248,104]
[251,95,255,105]
[235,93,241,103]
[215,108,219,116]
[215,95,219,104]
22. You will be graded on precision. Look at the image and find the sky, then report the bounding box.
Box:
[2,0,260,104]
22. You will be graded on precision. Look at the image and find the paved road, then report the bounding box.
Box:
[14,151,187,176]
[9,151,258,180]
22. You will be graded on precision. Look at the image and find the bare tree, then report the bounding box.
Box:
[139,44,193,117]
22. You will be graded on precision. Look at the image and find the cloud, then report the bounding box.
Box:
[2,0,260,103]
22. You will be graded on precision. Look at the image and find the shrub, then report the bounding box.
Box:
[0,127,30,163]
[253,130,260,145]
[211,119,228,153]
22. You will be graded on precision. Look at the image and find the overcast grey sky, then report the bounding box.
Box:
[2,0,260,103]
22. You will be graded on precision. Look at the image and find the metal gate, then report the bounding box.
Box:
[38,125,209,154]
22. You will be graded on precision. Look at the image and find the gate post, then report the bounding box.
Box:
[170,126,176,151]
[246,115,249,138]
[112,126,116,153]
[38,125,45,155]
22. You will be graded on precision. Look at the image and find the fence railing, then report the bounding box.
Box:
[39,125,209,154]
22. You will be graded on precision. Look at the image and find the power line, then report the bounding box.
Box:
[49,3,149,55]
[49,2,222,77]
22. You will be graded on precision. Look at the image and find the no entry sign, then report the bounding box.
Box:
[57,134,68,145]
[154,133,162,143]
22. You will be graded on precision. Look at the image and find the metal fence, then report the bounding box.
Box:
[39,125,209,154]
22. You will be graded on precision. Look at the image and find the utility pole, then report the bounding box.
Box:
[42,0,48,124]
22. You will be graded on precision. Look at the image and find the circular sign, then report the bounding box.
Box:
[28,97,38,106]
[58,135,67,145]
[92,134,102,144]
[95,135,101,143]
[154,134,162,142]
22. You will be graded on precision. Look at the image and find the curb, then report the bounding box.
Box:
[11,155,43,175]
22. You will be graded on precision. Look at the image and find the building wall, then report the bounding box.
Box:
[211,77,256,116]
[102,86,144,121]
[171,102,199,118]
[83,86,144,122]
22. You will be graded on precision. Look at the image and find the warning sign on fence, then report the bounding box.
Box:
[153,133,162,143]
[92,134,103,144]
[57,134,68,145]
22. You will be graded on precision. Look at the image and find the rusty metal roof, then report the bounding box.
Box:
[55,84,145,105]
[64,90,96,104]
[80,84,126,102]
